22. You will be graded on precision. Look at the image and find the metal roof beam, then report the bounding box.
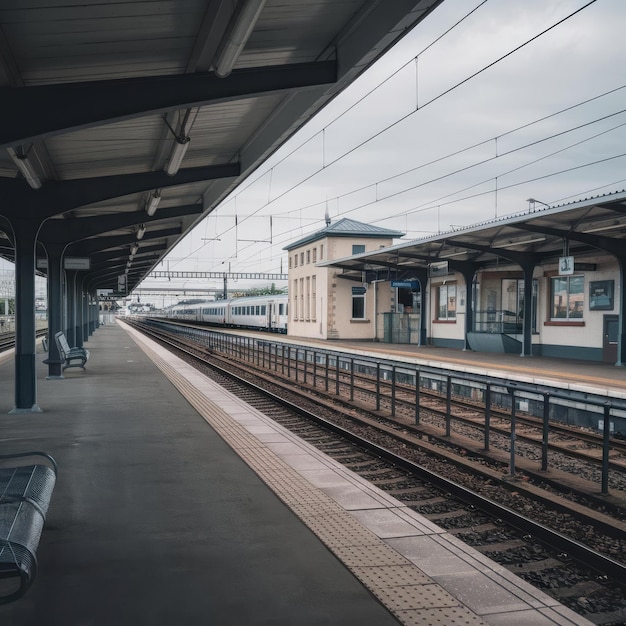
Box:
[510,223,625,256]
[0,163,239,218]
[39,204,204,244]
[0,62,337,149]
[66,227,181,256]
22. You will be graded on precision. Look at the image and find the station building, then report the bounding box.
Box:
[287,191,626,365]
[283,218,404,340]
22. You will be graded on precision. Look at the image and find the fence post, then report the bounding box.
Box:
[376,363,381,411]
[602,402,612,496]
[287,346,291,379]
[350,358,354,401]
[303,349,308,385]
[391,366,396,417]
[415,370,420,425]
[325,354,329,392]
[445,375,451,437]
[508,386,517,479]
[484,383,491,451]
[541,392,550,472]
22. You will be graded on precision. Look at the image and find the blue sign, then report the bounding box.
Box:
[391,281,418,289]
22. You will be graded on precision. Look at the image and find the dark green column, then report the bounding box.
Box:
[10,218,42,413]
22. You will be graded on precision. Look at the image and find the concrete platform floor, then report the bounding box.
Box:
[0,324,402,625]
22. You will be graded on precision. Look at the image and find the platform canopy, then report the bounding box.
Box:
[318,190,626,281]
[0,0,443,292]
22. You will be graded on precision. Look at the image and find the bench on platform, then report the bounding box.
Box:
[0,452,57,604]
[54,331,89,370]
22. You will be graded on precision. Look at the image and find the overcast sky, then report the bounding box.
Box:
[140,0,626,300]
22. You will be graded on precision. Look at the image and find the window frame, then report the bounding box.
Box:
[550,275,584,321]
[436,284,457,321]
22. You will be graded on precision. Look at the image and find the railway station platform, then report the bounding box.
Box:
[0,322,590,625]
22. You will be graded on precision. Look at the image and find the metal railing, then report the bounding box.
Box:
[473,309,523,334]
[141,319,626,495]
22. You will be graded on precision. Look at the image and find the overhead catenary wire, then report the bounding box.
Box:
[166,0,608,277]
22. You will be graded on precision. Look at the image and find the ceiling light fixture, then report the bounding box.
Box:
[582,222,626,234]
[7,147,42,189]
[146,191,161,216]
[165,136,191,176]
[500,237,546,248]
[130,243,139,258]
[214,0,267,78]
[136,224,146,240]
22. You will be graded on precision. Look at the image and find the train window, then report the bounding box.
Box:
[279,304,284,315]
[261,306,266,315]
[256,306,260,315]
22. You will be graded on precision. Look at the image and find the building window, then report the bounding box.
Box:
[306,276,310,320]
[292,279,298,320]
[437,284,456,320]
[551,275,584,319]
[501,278,538,332]
[299,277,304,320]
[352,244,365,254]
[306,249,310,264]
[289,256,292,269]
[312,248,317,262]
[294,254,298,268]
[320,244,324,260]
[352,292,366,319]
[300,252,304,265]
[311,275,316,321]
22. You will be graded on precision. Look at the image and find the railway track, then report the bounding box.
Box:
[131,319,626,625]
[0,329,48,353]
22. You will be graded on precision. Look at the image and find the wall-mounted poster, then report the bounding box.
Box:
[589,280,614,311]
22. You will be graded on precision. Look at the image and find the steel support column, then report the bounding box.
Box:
[66,270,79,346]
[42,242,65,379]
[520,262,535,357]
[9,218,42,413]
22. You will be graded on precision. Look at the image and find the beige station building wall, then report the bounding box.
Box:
[286,230,397,340]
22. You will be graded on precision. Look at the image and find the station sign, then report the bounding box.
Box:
[429,261,449,277]
[392,281,418,289]
[559,256,574,276]
[37,257,91,270]
[352,286,367,295]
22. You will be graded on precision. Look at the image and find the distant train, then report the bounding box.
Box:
[168,294,289,333]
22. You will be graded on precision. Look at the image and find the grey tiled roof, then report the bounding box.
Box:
[283,218,404,250]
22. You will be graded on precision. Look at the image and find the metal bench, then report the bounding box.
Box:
[0,452,57,604]
[54,331,90,370]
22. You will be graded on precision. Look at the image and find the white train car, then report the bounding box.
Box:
[168,294,288,333]
[169,304,200,321]
[226,294,288,333]
[199,302,227,325]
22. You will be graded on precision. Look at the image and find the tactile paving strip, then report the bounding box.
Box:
[126,325,490,625]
